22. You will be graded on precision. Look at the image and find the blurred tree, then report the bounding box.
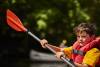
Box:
[1,0,100,53]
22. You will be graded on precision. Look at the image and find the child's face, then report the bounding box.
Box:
[76,31,91,46]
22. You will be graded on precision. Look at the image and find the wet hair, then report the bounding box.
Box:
[73,23,97,36]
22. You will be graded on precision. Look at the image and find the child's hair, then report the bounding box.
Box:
[73,23,97,36]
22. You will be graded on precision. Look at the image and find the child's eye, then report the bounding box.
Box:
[82,36,86,38]
[77,36,80,38]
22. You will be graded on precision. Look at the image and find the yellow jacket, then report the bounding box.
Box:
[63,47,100,67]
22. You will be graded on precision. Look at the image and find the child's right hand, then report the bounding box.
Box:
[40,39,48,48]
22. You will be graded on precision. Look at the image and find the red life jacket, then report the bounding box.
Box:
[72,36,100,64]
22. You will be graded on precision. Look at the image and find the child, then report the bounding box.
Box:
[40,23,100,67]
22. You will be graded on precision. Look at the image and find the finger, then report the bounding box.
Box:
[55,55,61,60]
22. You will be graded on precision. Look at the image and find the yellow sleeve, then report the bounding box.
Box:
[63,46,73,59]
[83,48,100,67]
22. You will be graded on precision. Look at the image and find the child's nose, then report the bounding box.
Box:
[79,37,83,41]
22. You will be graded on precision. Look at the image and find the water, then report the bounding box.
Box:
[3,50,69,67]
[30,62,68,67]
[5,59,68,67]
[29,50,68,67]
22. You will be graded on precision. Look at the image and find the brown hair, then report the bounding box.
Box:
[73,23,97,36]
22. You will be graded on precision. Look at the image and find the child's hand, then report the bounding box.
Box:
[40,39,48,48]
[55,52,65,60]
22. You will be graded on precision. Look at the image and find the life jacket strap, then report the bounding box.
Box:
[72,49,86,56]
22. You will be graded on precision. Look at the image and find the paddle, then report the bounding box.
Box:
[7,9,75,67]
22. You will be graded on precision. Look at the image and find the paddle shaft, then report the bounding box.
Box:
[7,9,75,67]
[27,31,57,53]
[27,31,75,67]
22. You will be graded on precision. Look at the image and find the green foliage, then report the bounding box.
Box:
[1,0,100,46]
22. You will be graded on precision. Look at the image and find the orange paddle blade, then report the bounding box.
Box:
[7,9,27,32]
